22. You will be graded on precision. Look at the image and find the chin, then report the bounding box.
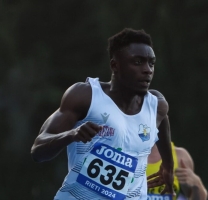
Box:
[136,89,148,96]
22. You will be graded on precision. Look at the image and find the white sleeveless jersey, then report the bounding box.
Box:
[54,78,159,200]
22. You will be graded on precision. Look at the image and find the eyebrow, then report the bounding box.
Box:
[132,55,156,60]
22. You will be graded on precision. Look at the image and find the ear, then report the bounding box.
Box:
[110,58,118,74]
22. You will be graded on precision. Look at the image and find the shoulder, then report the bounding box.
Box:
[148,89,168,105]
[60,82,92,117]
[149,89,165,99]
[149,89,169,116]
[175,146,194,170]
[62,82,91,101]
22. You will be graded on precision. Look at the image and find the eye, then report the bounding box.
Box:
[149,60,156,67]
[135,59,142,65]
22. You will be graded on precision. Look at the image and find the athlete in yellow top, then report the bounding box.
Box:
[147,142,207,200]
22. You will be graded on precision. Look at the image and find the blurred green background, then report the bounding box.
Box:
[1,0,208,199]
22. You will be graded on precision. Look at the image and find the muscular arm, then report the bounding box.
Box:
[149,89,173,169]
[156,115,173,167]
[149,89,174,194]
[175,147,207,200]
[31,82,102,162]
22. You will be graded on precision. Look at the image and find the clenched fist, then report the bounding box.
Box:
[73,122,103,143]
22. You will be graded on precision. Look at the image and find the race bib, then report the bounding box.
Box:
[147,194,172,200]
[77,142,138,200]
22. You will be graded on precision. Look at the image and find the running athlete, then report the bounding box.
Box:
[147,142,207,200]
[31,28,174,200]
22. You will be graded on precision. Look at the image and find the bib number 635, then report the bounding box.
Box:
[87,158,129,190]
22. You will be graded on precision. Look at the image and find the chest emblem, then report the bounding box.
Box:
[138,124,150,142]
[101,112,110,123]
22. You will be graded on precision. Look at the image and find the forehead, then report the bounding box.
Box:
[120,43,155,58]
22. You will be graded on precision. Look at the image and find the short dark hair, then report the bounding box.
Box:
[107,28,153,59]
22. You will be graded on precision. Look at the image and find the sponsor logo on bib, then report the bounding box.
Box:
[77,142,138,200]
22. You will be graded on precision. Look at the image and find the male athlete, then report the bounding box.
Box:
[147,142,207,200]
[31,28,174,199]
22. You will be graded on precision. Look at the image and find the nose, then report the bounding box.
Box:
[142,63,153,74]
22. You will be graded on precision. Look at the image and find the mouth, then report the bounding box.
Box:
[139,79,151,87]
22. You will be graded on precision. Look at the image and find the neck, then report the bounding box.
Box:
[108,75,144,115]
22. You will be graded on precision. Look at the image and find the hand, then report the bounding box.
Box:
[73,121,102,143]
[147,164,175,195]
[175,159,198,189]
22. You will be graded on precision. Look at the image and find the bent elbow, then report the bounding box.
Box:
[30,145,42,163]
